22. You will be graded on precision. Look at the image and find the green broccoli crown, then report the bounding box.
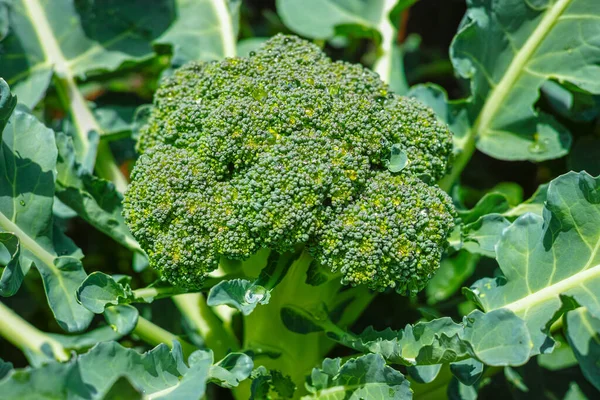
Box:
[124,34,456,293]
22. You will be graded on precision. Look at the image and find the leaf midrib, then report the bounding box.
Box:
[474,0,573,138]
[209,0,236,58]
[21,0,69,76]
[0,210,55,268]
[501,263,600,314]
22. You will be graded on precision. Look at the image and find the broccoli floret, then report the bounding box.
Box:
[124,34,456,293]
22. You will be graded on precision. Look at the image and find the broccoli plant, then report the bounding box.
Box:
[123,33,456,387]
[1,1,600,399]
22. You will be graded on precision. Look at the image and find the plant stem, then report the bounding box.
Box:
[132,286,186,301]
[0,301,69,362]
[373,0,401,85]
[132,274,247,301]
[439,130,477,193]
[53,75,129,193]
[132,316,197,359]
[236,250,342,399]
[172,293,239,360]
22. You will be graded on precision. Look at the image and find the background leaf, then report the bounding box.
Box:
[0,102,92,332]
[0,0,173,107]
[469,171,600,356]
[565,308,600,390]
[154,0,241,64]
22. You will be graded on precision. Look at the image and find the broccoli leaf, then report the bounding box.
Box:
[303,354,411,399]
[411,0,600,187]
[461,214,510,258]
[0,0,173,107]
[276,0,415,92]
[0,341,251,399]
[467,171,600,356]
[565,308,600,390]
[54,131,144,254]
[154,0,241,64]
[207,251,294,315]
[250,367,296,400]
[0,84,92,332]
[283,304,531,367]
[76,272,135,314]
[103,305,139,336]
[76,272,190,314]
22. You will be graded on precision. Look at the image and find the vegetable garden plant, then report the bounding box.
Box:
[0,0,599,399]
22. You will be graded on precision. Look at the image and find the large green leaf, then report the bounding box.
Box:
[0,79,16,133]
[0,84,92,332]
[0,341,253,399]
[565,308,600,390]
[54,131,143,254]
[411,0,600,187]
[283,304,531,368]
[0,0,173,107]
[276,0,415,92]
[468,171,600,355]
[154,0,241,63]
[303,354,411,399]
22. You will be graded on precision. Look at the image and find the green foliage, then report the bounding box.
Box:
[0,341,252,399]
[468,171,600,355]
[303,354,411,399]
[0,86,92,332]
[410,0,600,189]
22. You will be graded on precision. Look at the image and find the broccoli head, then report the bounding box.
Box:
[124,34,456,294]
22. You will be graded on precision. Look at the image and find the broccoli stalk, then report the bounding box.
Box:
[233,247,372,397]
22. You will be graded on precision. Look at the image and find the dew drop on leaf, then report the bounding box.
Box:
[528,140,548,154]
[244,285,267,304]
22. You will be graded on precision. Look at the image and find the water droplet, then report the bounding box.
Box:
[267,128,279,144]
[19,200,25,206]
[249,50,256,56]
[375,96,386,104]
[284,37,292,44]
[251,87,267,102]
[528,140,547,154]
[328,85,339,96]
[244,285,267,304]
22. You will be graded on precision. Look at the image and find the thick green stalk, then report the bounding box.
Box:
[235,250,343,398]
[0,301,69,362]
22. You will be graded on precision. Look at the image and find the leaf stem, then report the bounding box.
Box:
[373,0,400,84]
[172,293,240,360]
[0,301,69,362]
[439,130,477,192]
[132,316,197,359]
[21,0,128,193]
[500,264,600,314]
[53,76,129,193]
[211,0,237,58]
